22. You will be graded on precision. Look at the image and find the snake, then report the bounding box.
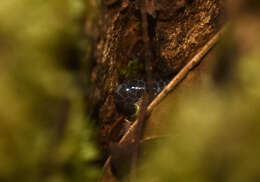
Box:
[114,79,170,116]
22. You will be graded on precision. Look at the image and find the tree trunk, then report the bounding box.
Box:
[91,0,225,162]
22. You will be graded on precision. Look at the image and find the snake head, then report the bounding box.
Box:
[114,79,170,117]
[114,80,145,116]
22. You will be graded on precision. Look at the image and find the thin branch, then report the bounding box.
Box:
[130,0,154,179]
[147,26,227,113]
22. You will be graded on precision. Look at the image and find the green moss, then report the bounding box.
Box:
[118,58,145,78]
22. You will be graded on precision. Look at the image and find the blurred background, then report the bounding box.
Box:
[0,0,100,181]
[0,0,259,182]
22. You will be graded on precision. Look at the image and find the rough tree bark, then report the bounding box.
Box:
[91,0,226,166]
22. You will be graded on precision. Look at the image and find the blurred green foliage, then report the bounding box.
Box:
[0,0,100,181]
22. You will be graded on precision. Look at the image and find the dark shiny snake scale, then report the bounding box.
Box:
[114,79,169,116]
